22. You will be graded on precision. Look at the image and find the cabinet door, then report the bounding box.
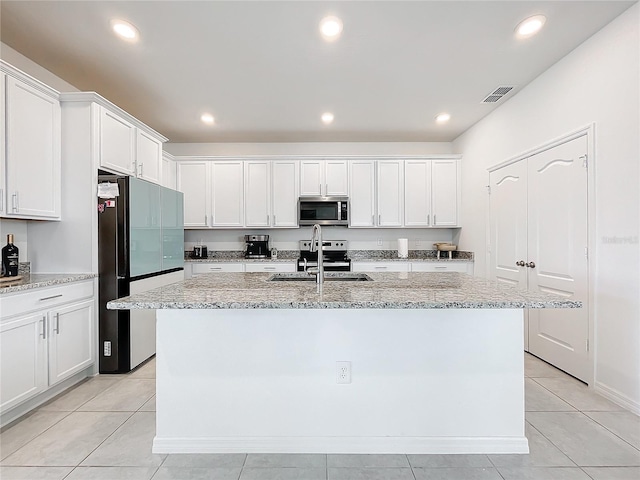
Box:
[272,160,299,227]
[352,262,410,272]
[245,263,296,273]
[211,162,244,227]
[0,73,5,216]
[300,160,323,196]
[177,161,209,228]
[411,262,469,273]
[99,108,136,176]
[431,160,459,226]
[161,187,184,271]
[191,263,244,275]
[5,77,61,219]
[136,130,162,185]
[0,312,48,410]
[129,177,162,277]
[245,161,271,227]
[405,160,432,227]
[325,160,349,196]
[377,161,404,227]
[162,153,177,189]
[349,160,376,227]
[48,300,94,386]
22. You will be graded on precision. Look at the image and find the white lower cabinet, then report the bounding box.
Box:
[0,281,95,413]
[410,262,471,273]
[245,263,296,273]
[191,263,244,275]
[352,262,410,273]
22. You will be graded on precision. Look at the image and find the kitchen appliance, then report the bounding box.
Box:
[298,196,349,226]
[192,245,208,258]
[98,174,184,373]
[245,235,270,259]
[298,240,350,272]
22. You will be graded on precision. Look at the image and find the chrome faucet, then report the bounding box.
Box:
[309,223,324,292]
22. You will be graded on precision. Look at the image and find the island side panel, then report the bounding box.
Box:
[154,308,527,454]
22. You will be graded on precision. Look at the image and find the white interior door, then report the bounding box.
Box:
[527,136,589,382]
[490,160,529,348]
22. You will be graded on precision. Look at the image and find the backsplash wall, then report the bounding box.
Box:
[184,228,457,252]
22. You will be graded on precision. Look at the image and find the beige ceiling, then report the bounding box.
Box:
[0,1,635,143]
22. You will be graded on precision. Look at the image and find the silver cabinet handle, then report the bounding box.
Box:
[319,183,322,196]
[39,294,63,301]
[378,214,381,224]
[204,214,207,225]
[54,313,60,334]
[264,267,276,270]
[273,214,276,225]
[40,316,46,339]
[516,260,525,267]
[209,267,222,270]
[434,214,437,225]
[526,261,536,269]
[0,188,3,212]
[427,214,430,226]
[12,192,18,212]
[371,214,375,225]
[435,266,447,270]
[374,266,387,270]
[325,183,328,195]
[139,163,144,177]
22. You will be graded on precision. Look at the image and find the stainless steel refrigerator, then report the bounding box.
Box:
[98,174,184,373]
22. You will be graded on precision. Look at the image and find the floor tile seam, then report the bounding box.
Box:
[580,411,640,452]
[578,466,598,480]
[523,419,581,468]
[74,410,137,468]
[0,409,74,462]
[528,377,581,410]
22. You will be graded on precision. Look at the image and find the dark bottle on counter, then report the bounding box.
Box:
[2,234,19,277]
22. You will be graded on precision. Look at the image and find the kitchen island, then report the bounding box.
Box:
[108,272,580,455]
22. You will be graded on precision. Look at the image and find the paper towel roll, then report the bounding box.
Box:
[397,238,408,258]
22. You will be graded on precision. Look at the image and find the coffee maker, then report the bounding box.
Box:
[245,235,270,259]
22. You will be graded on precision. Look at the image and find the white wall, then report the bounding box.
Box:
[453,4,640,411]
[165,142,452,157]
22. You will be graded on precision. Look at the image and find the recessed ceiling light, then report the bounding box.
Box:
[201,113,215,125]
[110,19,139,42]
[319,16,343,41]
[321,112,334,124]
[435,113,451,124]
[515,14,547,38]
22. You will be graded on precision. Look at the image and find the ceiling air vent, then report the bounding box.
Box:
[482,85,515,103]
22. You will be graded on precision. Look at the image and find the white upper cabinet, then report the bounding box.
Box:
[245,161,271,227]
[404,160,432,227]
[211,161,244,227]
[349,160,376,227]
[0,72,5,216]
[3,72,61,220]
[162,151,177,189]
[300,159,348,196]
[96,103,165,185]
[431,159,459,226]
[271,160,299,227]
[136,130,162,184]
[377,160,404,227]
[177,161,209,228]
[99,108,136,176]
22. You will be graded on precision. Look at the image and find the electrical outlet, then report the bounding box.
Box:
[104,341,112,357]
[336,361,351,384]
[377,238,383,246]
[415,239,422,248]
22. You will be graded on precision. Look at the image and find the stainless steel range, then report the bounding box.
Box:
[298,240,350,272]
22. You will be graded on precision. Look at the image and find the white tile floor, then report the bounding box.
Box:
[1,353,639,480]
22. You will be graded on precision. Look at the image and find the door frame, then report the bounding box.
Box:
[487,124,596,387]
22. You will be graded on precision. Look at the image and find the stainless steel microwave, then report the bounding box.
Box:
[298,196,349,226]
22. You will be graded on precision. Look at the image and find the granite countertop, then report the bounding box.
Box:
[0,273,98,294]
[107,272,580,310]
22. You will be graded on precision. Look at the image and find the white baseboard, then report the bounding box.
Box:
[153,436,530,455]
[594,381,640,415]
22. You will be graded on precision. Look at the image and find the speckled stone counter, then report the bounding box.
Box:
[0,273,97,294]
[108,272,579,310]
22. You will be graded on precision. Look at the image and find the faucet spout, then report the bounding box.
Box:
[309,224,324,292]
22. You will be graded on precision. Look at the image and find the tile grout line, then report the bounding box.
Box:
[580,411,640,453]
[525,419,581,468]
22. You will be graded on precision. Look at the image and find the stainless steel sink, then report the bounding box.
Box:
[267,273,373,282]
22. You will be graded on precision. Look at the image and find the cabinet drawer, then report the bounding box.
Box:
[245,263,296,273]
[352,262,410,273]
[0,280,94,320]
[191,263,244,274]
[410,262,469,273]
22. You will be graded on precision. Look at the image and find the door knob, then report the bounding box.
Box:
[516,260,525,267]
[526,261,536,269]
